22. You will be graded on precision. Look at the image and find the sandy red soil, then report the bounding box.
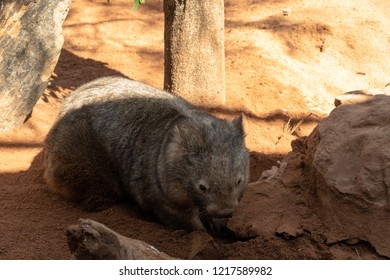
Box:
[0,0,389,259]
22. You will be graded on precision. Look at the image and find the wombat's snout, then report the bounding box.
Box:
[217,208,234,218]
[207,207,234,218]
[207,198,239,218]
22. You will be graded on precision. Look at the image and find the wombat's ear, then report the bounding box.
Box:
[232,114,244,135]
[172,124,184,145]
[172,121,206,152]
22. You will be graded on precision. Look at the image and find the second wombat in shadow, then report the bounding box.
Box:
[44,77,249,233]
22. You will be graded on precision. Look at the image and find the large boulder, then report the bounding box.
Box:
[0,0,71,131]
[305,92,390,257]
[230,87,390,258]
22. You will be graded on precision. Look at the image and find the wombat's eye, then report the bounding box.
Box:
[236,177,242,186]
[196,180,209,193]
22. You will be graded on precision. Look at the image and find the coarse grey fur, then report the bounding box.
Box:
[44,76,249,233]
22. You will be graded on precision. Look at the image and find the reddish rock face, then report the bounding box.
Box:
[313,94,390,207]
[306,94,390,258]
[230,92,390,258]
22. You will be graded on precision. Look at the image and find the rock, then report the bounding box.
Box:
[305,93,390,257]
[313,94,390,207]
[0,0,71,131]
[231,90,390,258]
[67,219,176,260]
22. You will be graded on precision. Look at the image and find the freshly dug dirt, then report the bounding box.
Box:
[1,0,389,259]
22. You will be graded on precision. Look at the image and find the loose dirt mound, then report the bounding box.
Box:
[1,0,389,259]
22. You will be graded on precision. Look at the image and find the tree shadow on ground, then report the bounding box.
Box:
[225,14,332,57]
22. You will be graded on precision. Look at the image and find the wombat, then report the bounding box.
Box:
[44,76,249,233]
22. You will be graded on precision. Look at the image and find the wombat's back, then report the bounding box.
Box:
[61,77,163,112]
[45,76,186,205]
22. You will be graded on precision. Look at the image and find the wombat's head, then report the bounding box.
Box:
[166,114,250,222]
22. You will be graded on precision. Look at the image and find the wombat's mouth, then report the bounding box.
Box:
[210,208,234,218]
[199,206,233,226]
[198,207,233,234]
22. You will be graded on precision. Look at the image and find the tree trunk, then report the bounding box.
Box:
[0,0,70,131]
[163,0,225,108]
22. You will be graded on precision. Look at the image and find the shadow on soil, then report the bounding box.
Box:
[0,147,284,259]
[41,48,130,103]
[45,48,129,97]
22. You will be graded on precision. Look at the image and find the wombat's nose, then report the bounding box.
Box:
[216,208,234,218]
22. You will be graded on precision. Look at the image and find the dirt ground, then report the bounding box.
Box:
[1,0,389,259]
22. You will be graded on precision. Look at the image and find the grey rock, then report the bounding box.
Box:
[0,0,71,131]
